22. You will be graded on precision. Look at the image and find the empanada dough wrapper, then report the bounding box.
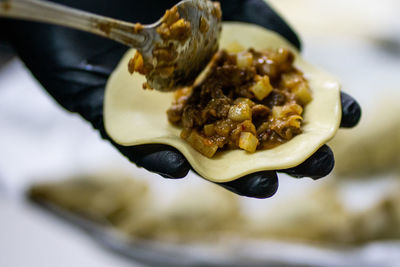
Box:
[104,22,341,182]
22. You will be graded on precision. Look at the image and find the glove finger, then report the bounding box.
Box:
[115,143,190,179]
[340,91,362,128]
[216,171,278,199]
[280,145,334,180]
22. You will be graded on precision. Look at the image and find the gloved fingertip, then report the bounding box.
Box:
[340,91,362,128]
[117,144,191,179]
[140,149,190,179]
[217,171,278,199]
[282,145,334,180]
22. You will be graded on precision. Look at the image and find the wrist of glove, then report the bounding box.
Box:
[1,0,361,198]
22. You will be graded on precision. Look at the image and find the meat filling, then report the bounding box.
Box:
[167,48,312,158]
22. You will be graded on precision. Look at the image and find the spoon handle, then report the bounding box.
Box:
[0,0,148,47]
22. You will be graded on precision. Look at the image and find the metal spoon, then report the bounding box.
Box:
[0,0,222,91]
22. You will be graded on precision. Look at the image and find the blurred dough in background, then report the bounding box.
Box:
[28,172,150,225]
[29,171,242,244]
[246,180,400,244]
[28,172,400,246]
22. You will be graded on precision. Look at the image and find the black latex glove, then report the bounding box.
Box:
[1,0,361,198]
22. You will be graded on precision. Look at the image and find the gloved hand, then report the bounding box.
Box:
[1,0,361,198]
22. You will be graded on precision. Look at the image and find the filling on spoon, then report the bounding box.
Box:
[167,47,312,158]
[128,2,222,90]
[127,5,191,89]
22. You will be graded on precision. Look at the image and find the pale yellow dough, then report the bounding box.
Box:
[104,22,342,182]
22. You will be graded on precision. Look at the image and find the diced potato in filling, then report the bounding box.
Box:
[228,103,252,122]
[236,51,254,68]
[250,75,273,100]
[234,97,255,107]
[185,130,218,158]
[167,47,312,158]
[293,82,313,105]
[203,124,215,136]
[239,132,259,153]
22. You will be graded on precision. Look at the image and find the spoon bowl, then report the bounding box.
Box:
[0,0,222,91]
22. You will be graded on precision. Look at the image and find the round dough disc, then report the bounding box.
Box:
[104,22,342,182]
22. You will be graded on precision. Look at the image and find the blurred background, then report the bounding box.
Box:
[1,0,400,266]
